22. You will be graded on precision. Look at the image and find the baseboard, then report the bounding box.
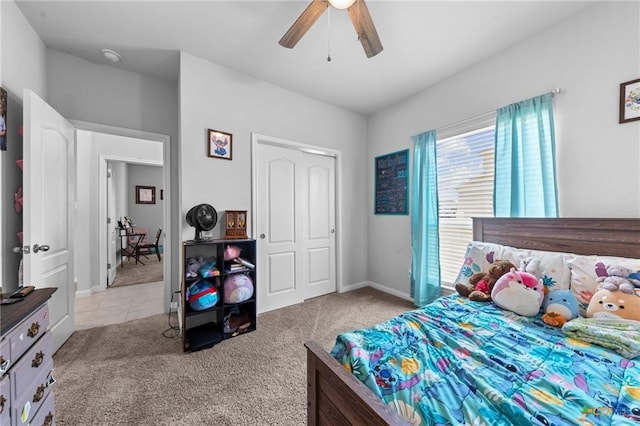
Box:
[75,289,92,298]
[341,281,413,302]
[338,281,369,293]
[341,282,454,301]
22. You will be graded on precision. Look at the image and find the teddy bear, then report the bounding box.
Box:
[455,259,516,302]
[596,264,640,294]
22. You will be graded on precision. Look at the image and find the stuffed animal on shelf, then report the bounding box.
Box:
[491,268,544,317]
[185,256,203,279]
[541,289,579,327]
[596,264,640,294]
[586,286,640,322]
[455,259,516,302]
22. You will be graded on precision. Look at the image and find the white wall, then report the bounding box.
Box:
[75,130,163,293]
[367,2,640,298]
[179,52,369,287]
[0,0,48,293]
[127,164,163,236]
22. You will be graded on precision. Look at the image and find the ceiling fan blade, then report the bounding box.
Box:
[347,0,383,58]
[279,0,329,49]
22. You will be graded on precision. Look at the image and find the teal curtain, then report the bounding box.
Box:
[494,93,558,217]
[411,130,441,307]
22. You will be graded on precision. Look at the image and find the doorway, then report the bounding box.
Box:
[252,133,341,314]
[107,161,164,289]
[73,122,171,329]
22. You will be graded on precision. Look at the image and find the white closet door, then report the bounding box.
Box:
[256,142,336,313]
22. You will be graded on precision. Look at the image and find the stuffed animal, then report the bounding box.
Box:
[541,289,579,327]
[224,245,242,261]
[455,259,516,302]
[596,264,640,294]
[491,268,544,317]
[185,257,203,279]
[586,286,640,322]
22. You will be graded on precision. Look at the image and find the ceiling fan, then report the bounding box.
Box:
[279,0,383,58]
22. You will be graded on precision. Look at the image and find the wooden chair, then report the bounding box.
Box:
[135,228,162,263]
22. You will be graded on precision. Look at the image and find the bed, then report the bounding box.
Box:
[305,218,640,425]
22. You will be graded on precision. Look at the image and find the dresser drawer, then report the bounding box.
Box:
[11,333,53,425]
[26,392,55,426]
[0,374,9,425]
[11,332,53,401]
[8,304,49,365]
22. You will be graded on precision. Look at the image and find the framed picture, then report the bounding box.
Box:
[620,78,640,123]
[208,128,233,160]
[374,149,409,215]
[1,87,7,151]
[135,185,156,204]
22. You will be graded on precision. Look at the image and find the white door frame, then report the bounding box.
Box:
[71,120,172,312]
[250,133,344,299]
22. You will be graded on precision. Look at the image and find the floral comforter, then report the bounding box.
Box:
[330,295,640,425]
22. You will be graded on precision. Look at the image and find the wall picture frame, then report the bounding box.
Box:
[208,128,233,160]
[1,87,7,151]
[619,78,640,123]
[374,149,409,215]
[135,185,156,204]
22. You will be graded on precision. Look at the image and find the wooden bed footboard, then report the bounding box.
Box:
[306,218,640,425]
[304,340,407,425]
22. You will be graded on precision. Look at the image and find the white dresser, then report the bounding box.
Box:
[0,288,56,426]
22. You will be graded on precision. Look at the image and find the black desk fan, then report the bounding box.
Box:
[186,204,217,240]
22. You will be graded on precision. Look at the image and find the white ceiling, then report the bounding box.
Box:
[16,0,593,116]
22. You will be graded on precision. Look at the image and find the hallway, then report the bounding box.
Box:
[75,281,164,330]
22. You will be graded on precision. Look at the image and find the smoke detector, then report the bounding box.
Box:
[101,49,121,63]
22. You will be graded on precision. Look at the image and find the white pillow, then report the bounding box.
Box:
[453,241,520,287]
[453,241,570,291]
[567,254,640,316]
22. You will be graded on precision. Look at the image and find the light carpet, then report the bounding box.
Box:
[111,256,163,288]
[52,287,414,425]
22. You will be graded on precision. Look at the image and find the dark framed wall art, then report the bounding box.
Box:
[136,185,156,204]
[0,87,7,151]
[620,78,640,123]
[374,149,409,215]
[208,128,233,160]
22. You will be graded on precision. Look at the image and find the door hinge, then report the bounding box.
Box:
[107,263,111,269]
[107,217,111,224]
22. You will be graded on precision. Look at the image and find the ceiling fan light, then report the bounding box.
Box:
[328,0,356,10]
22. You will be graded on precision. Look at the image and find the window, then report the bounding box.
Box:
[436,114,495,286]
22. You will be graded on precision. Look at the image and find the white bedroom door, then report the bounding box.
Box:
[255,140,336,313]
[23,89,75,353]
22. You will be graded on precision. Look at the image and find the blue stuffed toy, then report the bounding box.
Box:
[541,289,579,327]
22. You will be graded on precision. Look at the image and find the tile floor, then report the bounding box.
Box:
[75,280,165,330]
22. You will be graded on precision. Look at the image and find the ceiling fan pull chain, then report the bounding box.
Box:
[327,7,332,62]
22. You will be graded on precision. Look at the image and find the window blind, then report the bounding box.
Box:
[436,113,496,287]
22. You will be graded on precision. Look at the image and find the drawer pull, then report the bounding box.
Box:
[0,356,9,374]
[32,351,45,368]
[33,384,45,403]
[43,411,54,426]
[28,322,41,338]
[0,394,6,414]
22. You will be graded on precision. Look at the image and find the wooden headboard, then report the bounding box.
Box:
[473,218,640,258]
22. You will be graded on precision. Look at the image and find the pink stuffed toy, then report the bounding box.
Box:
[491,268,544,317]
